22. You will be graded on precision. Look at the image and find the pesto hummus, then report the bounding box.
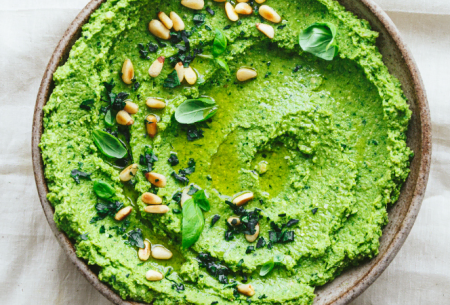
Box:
[40,0,413,304]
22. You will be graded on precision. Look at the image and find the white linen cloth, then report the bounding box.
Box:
[0,0,448,304]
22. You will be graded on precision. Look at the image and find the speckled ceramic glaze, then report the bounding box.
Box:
[32,0,431,304]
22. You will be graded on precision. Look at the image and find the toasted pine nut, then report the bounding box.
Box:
[144,205,170,214]
[124,101,139,114]
[175,62,185,83]
[158,12,173,29]
[149,19,171,40]
[116,110,134,125]
[236,68,257,82]
[114,206,132,221]
[237,284,255,297]
[245,223,260,242]
[151,245,173,260]
[149,56,165,78]
[146,98,166,109]
[227,216,241,226]
[138,241,151,261]
[180,188,192,208]
[119,164,138,182]
[233,192,254,206]
[142,192,163,205]
[121,59,134,85]
[145,172,167,188]
[235,3,253,15]
[146,270,164,281]
[255,0,266,3]
[256,23,275,39]
[146,115,158,138]
[184,66,197,85]
[181,0,204,10]
[225,2,239,21]
[170,12,185,31]
[259,5,281,23]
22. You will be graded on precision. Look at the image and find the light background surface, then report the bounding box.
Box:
[0,0,448,304]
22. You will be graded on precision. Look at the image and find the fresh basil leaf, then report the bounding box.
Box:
[164,70,181,88]
[92,129,127,159]
[260,260,274,276]
[215,58,230,74]
[175,98,218,124]
[80,99,95,111]
[212,29,227,57]
[193,190,210,212]
[93,180,115,199]
[105,109,115,127]
[299,22,338,61]
[182,198,205,248]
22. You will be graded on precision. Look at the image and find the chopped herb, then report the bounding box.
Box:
[172,172,189,184]
[184,125,204,141]
[163,70,181,88]
[70,169,91,184]
[206,175,212,181]
[293,65,302,72]
[168,153,180,166]
[284,219,299,227]
[133,82,140,91]
[281,231,295,243]
[187,184,199,195]
[173,209,181,214]
[79,234,88,240]
[99,225,106,234]
[223,25,232,30]
[172,192,182,203]
[210,215,221,228]
[80,99,95,111]
[258,294,267,299]
[197,253,230,284]
[256,237,266,249]
[211,302,219,305]
[246,246,255,254]
[139,146,158,174]
[278,24,287,29]
[127,228,145,248]
[237,259,244,268]
[193,13,206,26]
[206,7,215,16]
[278,213,286,217]
[312,207,318,214]
[95,201,124,220]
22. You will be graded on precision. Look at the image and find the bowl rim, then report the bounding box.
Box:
[31,0,432,304]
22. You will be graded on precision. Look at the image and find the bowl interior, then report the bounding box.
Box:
[32,0,431,304]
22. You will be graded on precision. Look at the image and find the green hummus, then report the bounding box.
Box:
[40,0,413,304]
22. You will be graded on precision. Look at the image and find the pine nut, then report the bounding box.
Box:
[144,205,170,214]
[149,56,165,78]
[146,115,158,138]
[245,223,259,242]
[114,206,132,221]
[146,270,163,281]
[180,188,192,208]
[256,23,274,39]
[116,110,134,125]
[181,0,204,10]
[235,3,253,15]
[151,245,173,260]
[259,5,281,23]
[121,59,134,85]
[124,101,139,114]
[237,284,255,297]
[184,66,197,85]
[138,241,151,261]
[175,62,185,83]
[255,0,266,3]
[142,192,163,205]
[158,12,173,30]
[119,164,138,182]
[149,19,171,40]
[145,172,167,188]
[225,2,239,22]
[233,192,254,206]
[227,216,241,226]
[170,12,185,31]
[236,68,257,82]
[146,98,166,109]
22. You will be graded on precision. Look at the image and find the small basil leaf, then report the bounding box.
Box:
[215,58,230,74]
[299,22,338,61]
[93,180,115,199]
[164,70,181,88]
[80,99,95,111]
[193,190,210,212]
[175,98,218,124]
[127,228,145,248]
[212,29,227,58]
[260,260,275,277]
[92,130,127,159]
[105,109,115,127]
[182,198,205,248]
